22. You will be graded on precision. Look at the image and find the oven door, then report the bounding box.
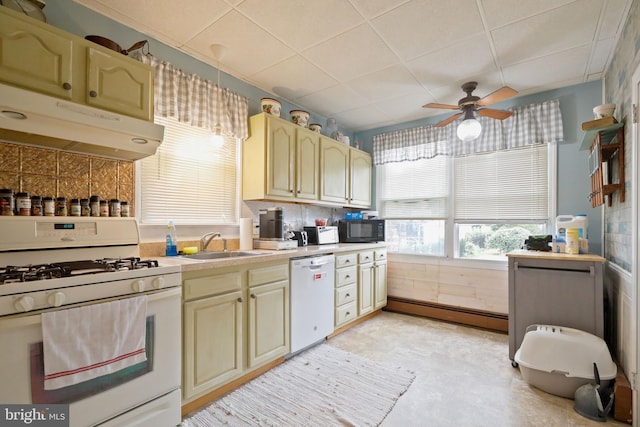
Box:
[0,287,181,427]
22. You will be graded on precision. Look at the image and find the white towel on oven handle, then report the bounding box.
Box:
[41,295,148,390]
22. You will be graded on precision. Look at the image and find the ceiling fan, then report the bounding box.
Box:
[423,81,518,128]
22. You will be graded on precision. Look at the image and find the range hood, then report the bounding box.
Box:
[0,83,164,161]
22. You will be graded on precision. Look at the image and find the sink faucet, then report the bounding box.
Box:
[200,231,222,252]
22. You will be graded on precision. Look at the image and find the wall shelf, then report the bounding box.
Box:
[586,123,624,207]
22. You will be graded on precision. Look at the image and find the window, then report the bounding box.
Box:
[378,156,448,256]
[378,144,553,260]
[138,116,238,225]
[454,144,550,259]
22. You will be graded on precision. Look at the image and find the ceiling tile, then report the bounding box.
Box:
[186,10,294,77]
[349,0,409,19]
[303,24,398,82]
[502,46,591,92]
[75,0,231,45]
[372,0,485,61]
[492,0,602,66]
[589,38,616,75]
[599,0,632,38]
[249,55,338,100]
[236,0,363,50]
[347,65,421,101]
[336,105,391,131]
[480,0,574,29]
[407,35,499,91]
[295,85,370,117]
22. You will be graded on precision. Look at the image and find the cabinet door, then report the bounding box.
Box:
[266,119,296,198]
[183,291,243,399]
[86,47,153,120]
[374,261,387,309]
[0,12,74,99]
[349,149,372,207]
[296,131,320,201]
[248,280,290,368]
[320,138,350,204]
[358,263,374,316]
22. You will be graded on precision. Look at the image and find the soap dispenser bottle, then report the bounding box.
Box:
[165,220,178,256]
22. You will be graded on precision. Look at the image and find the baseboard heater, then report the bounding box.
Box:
[384,297,508,333]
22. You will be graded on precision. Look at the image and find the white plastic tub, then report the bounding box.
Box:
[514,325,616,398]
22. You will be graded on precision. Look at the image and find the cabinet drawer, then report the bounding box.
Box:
[359,251,374,264]
[336,266,357,287]
[248,263,289,287]
[335,283,357,306]
[183,271,242,301]
[336,253,357,267]
[335,301,357,327]
[375,249,387,261]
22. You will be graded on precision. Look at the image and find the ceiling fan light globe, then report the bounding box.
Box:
[457,118,482,141]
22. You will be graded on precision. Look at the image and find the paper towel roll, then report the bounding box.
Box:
[239,218,253,250]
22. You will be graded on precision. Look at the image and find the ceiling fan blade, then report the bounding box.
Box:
[476,86,518,107]
[423,102,460,110]
[435,112,463,127]
[477,108,513,120]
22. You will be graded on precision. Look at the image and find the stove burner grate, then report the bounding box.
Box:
[0,257,159,284]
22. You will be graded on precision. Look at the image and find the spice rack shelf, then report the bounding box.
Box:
[584,122,624,207]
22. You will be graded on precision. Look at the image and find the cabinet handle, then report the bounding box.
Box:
[345,275,350,279]
[62,82,72,90]
[346,293,350,297]
[237,297,244,303]
[89,90,98,98]
[345,259,351,264]
[250,293,257,299]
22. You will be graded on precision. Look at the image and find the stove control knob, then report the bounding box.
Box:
[48,292,66,307]
[14,296,35,312]
[152,277,165,290]
[132,279,146,293]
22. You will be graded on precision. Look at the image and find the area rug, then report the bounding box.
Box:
[181,343,415,427]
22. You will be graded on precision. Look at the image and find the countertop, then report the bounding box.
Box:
[506,249,605,263]
[159,242,388,272]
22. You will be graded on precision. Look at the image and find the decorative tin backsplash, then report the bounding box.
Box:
[0,141,135,215]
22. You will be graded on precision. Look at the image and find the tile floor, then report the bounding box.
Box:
[327,311,629,427]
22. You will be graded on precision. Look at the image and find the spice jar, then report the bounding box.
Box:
[56,197,68,216]
[30,196,43,216]
[99,200,109,217]
[120,201,130,217]
[16,192,31,216]
[90,195,100,217]
[0,189,14,216]
[80,198,90,216]
[43,197,55,216]
[70,198,81,216]
[109,199,121,217]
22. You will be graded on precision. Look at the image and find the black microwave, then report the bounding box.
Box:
[338,219,385,243]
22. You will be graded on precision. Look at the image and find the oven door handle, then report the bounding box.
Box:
[0,287,181,329]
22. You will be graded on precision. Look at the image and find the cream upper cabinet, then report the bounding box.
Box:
[349,148,372,208]
[320,137,350,204]
[0,9,74,99]
[0,7,153,121]
[243,113,319,202]
[86,47,153,121]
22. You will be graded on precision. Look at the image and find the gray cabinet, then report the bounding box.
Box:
[507,250,605,363]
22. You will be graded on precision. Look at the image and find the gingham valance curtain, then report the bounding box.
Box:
[131,51,249,140]
[373,99,563,165]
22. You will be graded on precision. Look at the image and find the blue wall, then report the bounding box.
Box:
[354,81,604,255]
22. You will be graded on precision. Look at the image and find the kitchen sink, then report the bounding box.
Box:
[178,251,263,261]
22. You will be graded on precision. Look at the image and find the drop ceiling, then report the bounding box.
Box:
[73,0,632,132]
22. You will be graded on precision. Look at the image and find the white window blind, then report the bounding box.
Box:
[138,116,238,225]
[378,155,449,219]
[454,144,548,221]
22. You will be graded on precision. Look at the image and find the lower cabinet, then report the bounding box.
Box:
[335,247,387,328]
[182,261,289,403]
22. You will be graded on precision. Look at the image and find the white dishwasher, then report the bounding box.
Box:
[289,254,335,353]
